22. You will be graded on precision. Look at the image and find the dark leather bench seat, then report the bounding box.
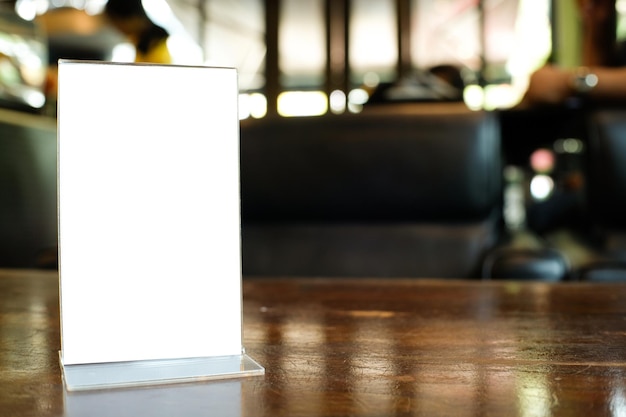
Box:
[0,109,57,268]
[240,104,503,278]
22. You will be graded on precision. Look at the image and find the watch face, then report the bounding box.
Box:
[574,70,598,93]
[584,73,599,89]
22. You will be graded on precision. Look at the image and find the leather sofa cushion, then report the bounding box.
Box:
[240,107,501,223]
[242,218,498,278]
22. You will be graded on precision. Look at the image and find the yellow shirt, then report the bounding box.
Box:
[134,38,172,64]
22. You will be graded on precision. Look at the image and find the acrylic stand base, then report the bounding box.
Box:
[60,352,265,391]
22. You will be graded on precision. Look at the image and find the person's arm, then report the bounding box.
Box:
[517,1,622,108]
[518,64,626,107]
[587,66,626,99]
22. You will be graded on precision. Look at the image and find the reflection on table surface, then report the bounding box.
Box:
[2,269,626,416]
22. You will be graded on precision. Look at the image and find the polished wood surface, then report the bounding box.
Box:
[3,269,626,416]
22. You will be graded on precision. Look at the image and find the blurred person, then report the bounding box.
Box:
[35,6,121,113]
[104,0,172,64]
[519,0,626,107]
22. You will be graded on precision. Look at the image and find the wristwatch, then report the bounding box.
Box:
[571,66,598,94]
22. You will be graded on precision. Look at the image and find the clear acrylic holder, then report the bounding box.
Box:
[60,352,264,391]
[56,61,264,392]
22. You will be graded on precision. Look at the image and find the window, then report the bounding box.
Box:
[166,0,552,114]
[350,0,397,84]
[279,0,325,89]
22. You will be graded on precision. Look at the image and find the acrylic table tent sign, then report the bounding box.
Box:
[57,60,264,391]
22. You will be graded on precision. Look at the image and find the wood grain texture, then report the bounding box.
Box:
[2,270,626,416]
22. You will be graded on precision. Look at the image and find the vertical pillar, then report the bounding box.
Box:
[325,0,350,109]
[265,0,280,117]
[396,0,412,79]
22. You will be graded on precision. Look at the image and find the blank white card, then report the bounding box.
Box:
[58,61,243,365]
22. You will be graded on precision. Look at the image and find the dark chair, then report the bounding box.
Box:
[481,230,569,282]
[571,108,626,280]
[240,104,503,278]
[0,109,57,268]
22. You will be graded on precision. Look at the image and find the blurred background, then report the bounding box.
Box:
[1,0,624,117]
[3,0,626,279]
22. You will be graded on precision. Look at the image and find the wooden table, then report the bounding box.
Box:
[3,269,626,416]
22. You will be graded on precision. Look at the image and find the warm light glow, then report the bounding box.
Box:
[14,2,32,20]
[329,90,346,114]
[530,174,554,201]
[15,0,107,19]
[347,88,369,113]
[530,148,555,173]
[15,0,48,20]
[249,93,267,119]
[503,166,526,230]
[23,89,45,108]
[239,93,268,120]
[350,0,397,80]
[554,138,583,154]
[84,0,107,15]
[363,72,380,88]
[609,383,626,417]
[483,84,520,110]
[348,88,369,105]
[19,53,45,85]
[464,85,484,110]
[278,91,327,117]
[111,43,135,62]
[515,369,553,413]
[279,0,325,85]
